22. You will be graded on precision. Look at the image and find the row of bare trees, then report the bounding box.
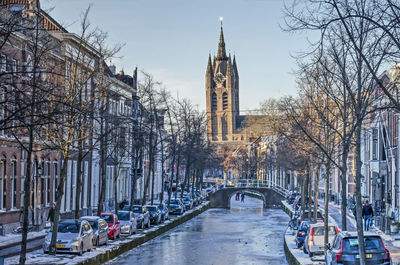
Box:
[268,0,400,263]
[1,6,212,264]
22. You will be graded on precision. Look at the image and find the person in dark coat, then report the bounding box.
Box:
[362,200,374,231]
[241,193,245,202]
[47,203,55,229]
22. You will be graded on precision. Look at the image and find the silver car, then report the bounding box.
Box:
[117,210,137,236]
[303,223,339,257]
[79,216,109,246]
[43,219,93,255]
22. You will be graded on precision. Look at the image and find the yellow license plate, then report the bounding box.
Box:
[356,254,372,259]
[56,244,65,248]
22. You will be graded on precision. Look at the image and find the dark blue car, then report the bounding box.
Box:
[295,220,312,248]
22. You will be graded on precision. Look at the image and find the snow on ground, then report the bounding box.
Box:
[4,202,209,265]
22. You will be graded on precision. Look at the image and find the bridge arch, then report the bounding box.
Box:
[226,189,267,208]
[208,187,284,209]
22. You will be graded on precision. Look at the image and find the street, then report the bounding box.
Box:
[107,197,289,265]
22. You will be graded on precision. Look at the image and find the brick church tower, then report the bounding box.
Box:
[206,24,240,142]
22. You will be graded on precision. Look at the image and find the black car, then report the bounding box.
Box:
[147,205,162,225]
[157,202,169,221]
[295,220,312,248]
[325,231,391,265]
[165,199,184,215]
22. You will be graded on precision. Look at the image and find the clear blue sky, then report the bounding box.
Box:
[42,0,312,112]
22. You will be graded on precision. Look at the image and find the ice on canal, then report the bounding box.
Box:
[108,196,290,265]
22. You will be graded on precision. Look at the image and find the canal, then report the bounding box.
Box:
[108,196,290,265]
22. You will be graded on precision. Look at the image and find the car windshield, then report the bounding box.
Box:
[87,221,98,231]
[312,226,337,236]
[169,200,180,205]
[58,221,80,233]
[117,211,130,220]
[132,206,143,213]
[147,206,157,212]
[343,237,383,252]
[100,214,114,223]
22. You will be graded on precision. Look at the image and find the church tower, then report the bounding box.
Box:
[206,24,240,142]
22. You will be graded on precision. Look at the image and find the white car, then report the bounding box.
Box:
[118,210,137,236]
[43,219,93,255]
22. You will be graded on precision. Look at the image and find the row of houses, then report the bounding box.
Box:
[0,0,164,234]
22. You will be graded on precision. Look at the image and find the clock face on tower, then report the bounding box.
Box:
[214,72,226,87]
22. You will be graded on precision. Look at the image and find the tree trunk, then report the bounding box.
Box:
[340,148,349,231]
[49,156,69,255]
[19,132,34,265]
[97,115,107,216]
[114,165,118,215]
[355,122,366,264]
[308,163,313,221]
[314,164,320,223]
[150,155,155,205]
[324,161,331,255]
[75,145,83,219]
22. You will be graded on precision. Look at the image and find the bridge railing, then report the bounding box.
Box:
[234,179,289,197]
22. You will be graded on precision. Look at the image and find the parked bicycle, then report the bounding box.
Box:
[288,212,300,230]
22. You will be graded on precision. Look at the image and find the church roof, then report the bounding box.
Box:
[217,26,227,60]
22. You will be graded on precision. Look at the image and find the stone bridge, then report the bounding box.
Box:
[208,187,285,208]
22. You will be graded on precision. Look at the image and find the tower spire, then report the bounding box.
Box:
[206,53,213,74]
[217,19,227,60]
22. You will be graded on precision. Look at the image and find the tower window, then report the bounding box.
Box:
[212,93,217,110]
[223,92,228,110]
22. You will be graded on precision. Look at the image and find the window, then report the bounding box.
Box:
[212,93,217,110]
[46,162,51,205]
[0,160,6,209]
[1,55,6,72]
[222,92,228,110]
[372,128,378,160]
[11,161,16,209]
[12,59,17,75]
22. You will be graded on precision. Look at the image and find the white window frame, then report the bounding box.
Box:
[10,160,16,209]
[12,59,17,75]
[0,160,6,210]
[1,55,6,72]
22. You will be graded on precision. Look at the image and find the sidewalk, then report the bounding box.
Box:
[282,200,400,264]
[322,200,400,264]
[0,230,46,250]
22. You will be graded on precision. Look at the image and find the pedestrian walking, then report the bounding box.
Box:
[362,200,374,231]
[241,193,245,202]
[236,192,240,201]
[47,203,55,229]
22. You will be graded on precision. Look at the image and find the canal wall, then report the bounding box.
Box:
[77,202,211,265]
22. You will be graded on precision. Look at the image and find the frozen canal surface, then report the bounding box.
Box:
[108,197,289,265]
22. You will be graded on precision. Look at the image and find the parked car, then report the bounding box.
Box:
[125,205,151,229]
[166,199,184,215]
[325,231,391,265]
[117,210,137,236]
[303,223,339,257]
[183,195,193,210]
[298,210,324,223]
[295,220,312,248]
[147,205,162,225]
[79,216,108,246]
[157,202,169,221]
[100,213,121,240]
[43,219,93,255]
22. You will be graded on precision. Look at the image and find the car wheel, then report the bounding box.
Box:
[309,252,313,258]
[303,246,307,254]
[296,242,301,248]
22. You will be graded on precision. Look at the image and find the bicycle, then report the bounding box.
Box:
[288,212,299,230]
